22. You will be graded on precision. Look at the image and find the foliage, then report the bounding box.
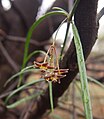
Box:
[4,0,103,119]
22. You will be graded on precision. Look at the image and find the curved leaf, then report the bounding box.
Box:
[5,78,44,104]
[7,91,43,109]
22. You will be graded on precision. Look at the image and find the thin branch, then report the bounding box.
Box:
[97,7,104,22]
[0,91,13,99]
[72,80,76,119]
[0,41,19,72]
[6,35,51,46]
[58,105,104,119]
[0,29,51,46]
[9,0,28,32]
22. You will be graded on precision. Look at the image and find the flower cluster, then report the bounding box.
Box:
[34,61,68,83]
[34,44,69,83]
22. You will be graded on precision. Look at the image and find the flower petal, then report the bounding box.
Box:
[54,69,69,74]
[34,61,48,69]
[57,74,66,79]
[47,65,55,69]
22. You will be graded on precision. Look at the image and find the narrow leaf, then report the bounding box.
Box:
[5,78,44,104]
[87,76,104,88]
[5,66,37,86]
[26,50,48,62]
[7,91,43,109]
[72,21,93,119]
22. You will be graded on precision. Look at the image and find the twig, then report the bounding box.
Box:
[4,80,18,91]
[0,41,19,72]
[87,68,104,72]
[86,55,104,64]
[0,91,13,99]
[97,7,104,22]
[22,100,35,119]
[9,0,28,32]
[72,80,76,119]
[58,105,104,119]
[0,29,51,46]
[58,100,84,113]
[6,35,51,46]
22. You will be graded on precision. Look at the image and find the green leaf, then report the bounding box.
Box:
[52,7,68,16]
[5,78,44,104]
[87,76,104,88]
[72,21,93,119]
[5,65,38,86]
[7,91,43,109]
[26,50,48,62]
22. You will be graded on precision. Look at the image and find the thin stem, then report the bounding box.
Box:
[72,80,76,119]
[0,41,19,72]
[44,46,51,63]
[49,81,54,112]
[59,0,80,61]
[68,0,80,21]
[53,18,67,45]
[54,46,60,70]
[97,7,104,22]
[59,22,70,61]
